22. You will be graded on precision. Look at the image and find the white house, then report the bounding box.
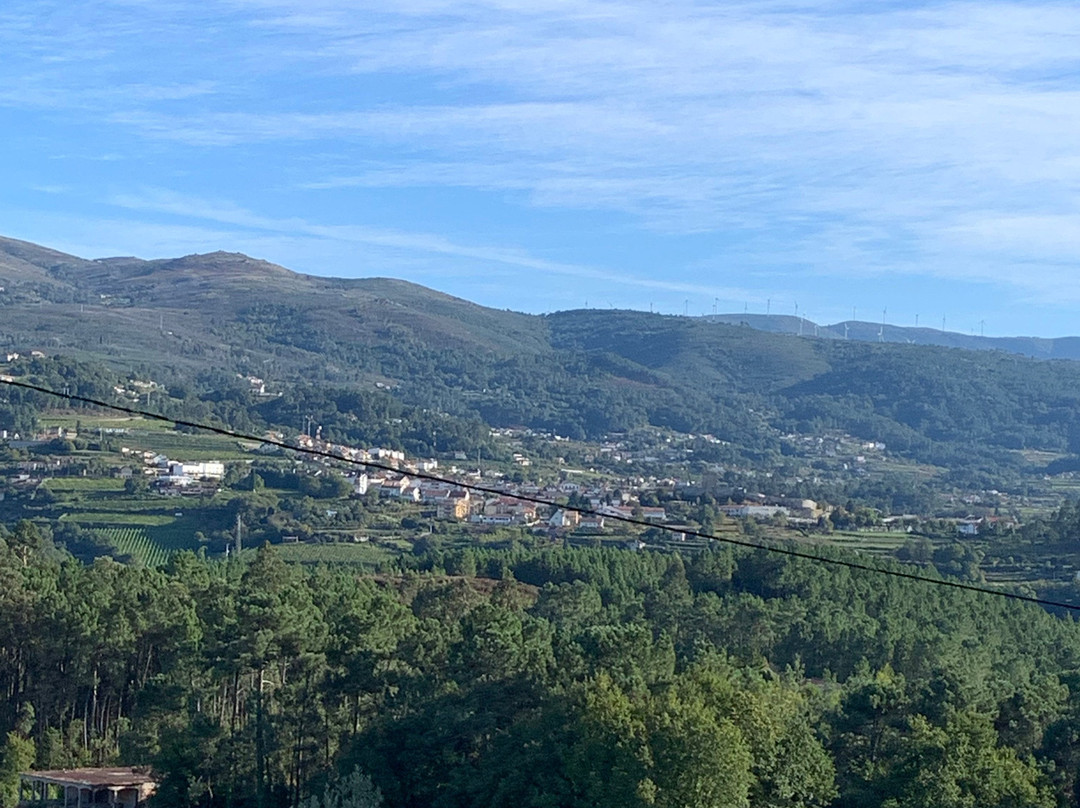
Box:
[169,461,225,480]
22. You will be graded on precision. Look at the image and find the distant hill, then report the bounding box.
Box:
[0,235,548,373]
[6,234,1080,481]
[706,313,1080,361]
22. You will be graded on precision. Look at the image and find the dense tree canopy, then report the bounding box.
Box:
[1,526,1080,807]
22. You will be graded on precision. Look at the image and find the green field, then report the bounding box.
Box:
[45,477,126,492]
[264,541,394,568]
[61,510,177,525]
[117,430,252,460]
[59,497,217,514]
[39,411,254,460]
[39,414,175,432]
[819,530,916,556]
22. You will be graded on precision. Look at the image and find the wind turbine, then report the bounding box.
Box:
[878,308,886,343]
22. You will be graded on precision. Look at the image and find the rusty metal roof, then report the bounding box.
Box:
[21,768,157,788]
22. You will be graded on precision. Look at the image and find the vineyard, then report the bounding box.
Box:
[101,526,171,567]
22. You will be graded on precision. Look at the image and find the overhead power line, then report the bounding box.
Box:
[2,376,1078,613]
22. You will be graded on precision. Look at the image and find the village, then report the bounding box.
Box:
[0,356,1054,568]
[0,408,1037,561]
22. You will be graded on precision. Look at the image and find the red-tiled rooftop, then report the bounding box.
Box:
[21,768,157,788]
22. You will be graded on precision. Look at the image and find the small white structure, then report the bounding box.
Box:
[957,518,981,536]
[169,461,225,480]
[548,509,579,528]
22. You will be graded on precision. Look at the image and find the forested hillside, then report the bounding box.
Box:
[707,312,1080,361]
[7,235,1080,486]
[2,524,1080,808]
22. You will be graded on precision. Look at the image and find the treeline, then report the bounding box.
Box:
[3,525,1080,807]
[1022,501,1080,547]
[0,355,124,436]
[220,307,779,448]
[218,308,1080,480]
[0,356,499,458]
[14,317,1080,489]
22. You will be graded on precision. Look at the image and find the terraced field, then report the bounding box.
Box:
[45,477,126,492]
[822,530,915,556]
[120,430,253,460]
[268,542,395,568]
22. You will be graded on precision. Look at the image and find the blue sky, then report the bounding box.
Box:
[3,1,1080,336]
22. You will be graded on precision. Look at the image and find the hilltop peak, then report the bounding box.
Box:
[156,251,293,276]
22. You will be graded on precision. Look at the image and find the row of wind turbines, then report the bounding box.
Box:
[699,297,987,341]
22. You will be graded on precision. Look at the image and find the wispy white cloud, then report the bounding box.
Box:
[105,188,758,300]
[5,0,1080,317]
[86,1,1080,248]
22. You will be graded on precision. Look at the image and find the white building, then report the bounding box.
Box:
[170,461,225,480]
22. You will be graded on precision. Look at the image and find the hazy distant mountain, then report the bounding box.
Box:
[4,233,1075,368]
[706,313,1080,361]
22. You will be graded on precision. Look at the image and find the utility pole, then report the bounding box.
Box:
[235,513,242,556]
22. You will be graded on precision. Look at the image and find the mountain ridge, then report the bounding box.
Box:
[705,313,1080,360]
[4,232,1077,358]
[6,234,1080,480]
